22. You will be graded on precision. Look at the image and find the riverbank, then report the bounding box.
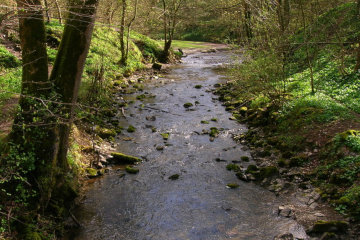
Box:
[214,76,360,239]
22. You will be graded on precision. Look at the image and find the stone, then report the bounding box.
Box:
[278,205,294,218]
[184,102,194,108]
[152,62,162,70]
[226,183,239,189]
[236,172,249,182]
[169,174,180,180]
[125,166,139,174]
[273,233,294,240]
[109,152,141,164]
[308,221,349,234]
[146,116,156,121]
[156,145,164,151]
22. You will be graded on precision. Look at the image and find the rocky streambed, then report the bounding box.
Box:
[64,49,348,240]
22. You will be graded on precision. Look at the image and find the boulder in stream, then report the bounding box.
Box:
[109,152,141,164]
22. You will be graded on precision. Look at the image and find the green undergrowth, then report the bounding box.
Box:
[218,2,360,219]
[0,45,21,106]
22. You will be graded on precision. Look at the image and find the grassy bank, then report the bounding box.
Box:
[217,2,360,221]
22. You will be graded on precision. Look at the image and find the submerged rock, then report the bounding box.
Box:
[127,125,136,133]
[125,166,140,174]
[169,174,180,180]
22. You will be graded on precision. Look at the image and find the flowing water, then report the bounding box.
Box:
[67,50,308,240]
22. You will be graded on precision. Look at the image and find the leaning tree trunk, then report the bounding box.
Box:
[13,0,59,209]
[50,0,99,172]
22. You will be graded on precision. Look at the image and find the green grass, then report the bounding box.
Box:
[171,40,210,49]
[0,21,165,107]
[0,46,21,105]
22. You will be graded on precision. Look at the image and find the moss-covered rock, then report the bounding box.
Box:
[209,127,219,137]
[239,106,248,116]
[183,102,194,108]
[201,120,210,124]
[259,166,279,179]
[95,126,117,139]
[308,220,349,234]
[226,164,240,172]
[125,166,140,174]
[211,118,218,122]
[226,183,239,189]
[194,85,202,89]
[127,125,136,133]
[241,156,250,162]
[169,174,180,180]
[160,133,170,140]
[110,152,141,164]
[246,165,259,173]
[86,168,98,178]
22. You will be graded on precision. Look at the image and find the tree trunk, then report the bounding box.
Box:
[43,0,51,23]
[13,0,59,209]
[243,0,252,43]
[54,0,62,24]
[119,0,127,66]
[125,0,138,62]
[50,0,99,171]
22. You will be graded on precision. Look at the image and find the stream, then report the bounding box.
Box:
[67,50,308,240]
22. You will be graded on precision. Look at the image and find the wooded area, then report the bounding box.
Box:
[0,0,360,239]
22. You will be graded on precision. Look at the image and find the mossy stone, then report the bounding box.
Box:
[310,220,349,234]
[259,166,279,179]
[160,133,170,140]
[201,120,209,124]
[211,118,218,122]
[241,156,250,162]
[194,85,202,89]
[169,174,180,180]
[239,106,248,115]
[226,164,240,172]
[210,127,219,137]
[225,106,235,111]
[125,166,139,174]
[184,102,193,108]
[95,126,117,139]
[110,152,141,164]
[227,183,239,189]
[246,165,259,173]
[136,94,146,100]
[127,125,136,133]
[86,168,98,177]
